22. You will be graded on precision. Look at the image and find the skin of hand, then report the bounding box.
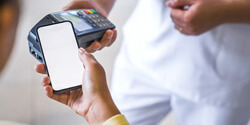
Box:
[63,0,117,53]
[34,48,120,124]
[0,1,19,73]
[166,0,242,35]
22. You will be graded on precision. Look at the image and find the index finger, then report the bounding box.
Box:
[171,8,187,22]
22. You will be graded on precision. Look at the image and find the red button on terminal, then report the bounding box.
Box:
[84,10,90,14]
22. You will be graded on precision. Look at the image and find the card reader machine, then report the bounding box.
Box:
[28,9,115,63]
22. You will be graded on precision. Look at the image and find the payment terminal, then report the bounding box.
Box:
[28,9,115,63]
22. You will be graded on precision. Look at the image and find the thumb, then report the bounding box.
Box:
[166,0,194,8]
[78,48,97,69]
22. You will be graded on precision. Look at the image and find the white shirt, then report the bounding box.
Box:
[117,0,250,107]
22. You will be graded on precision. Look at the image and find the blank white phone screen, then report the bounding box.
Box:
[38,22,83,91]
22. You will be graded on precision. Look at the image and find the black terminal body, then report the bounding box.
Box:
[28,9,115,63]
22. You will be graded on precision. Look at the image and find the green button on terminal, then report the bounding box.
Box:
[90,9,98,14]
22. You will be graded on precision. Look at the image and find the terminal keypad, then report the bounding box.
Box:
[77,9,115,29]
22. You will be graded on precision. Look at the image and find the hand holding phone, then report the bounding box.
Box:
[37,21,83,93]
[35,48,121,124]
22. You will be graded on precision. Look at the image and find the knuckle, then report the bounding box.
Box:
[183,13,194,24]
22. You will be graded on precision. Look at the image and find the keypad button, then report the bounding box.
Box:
[81,11,114,29]
[92,24,98,28]
[90,14,94,18]
[101,19,105,22]
[90,9,98,14]
[93,15,98,18]
[97,24,101,27]
[95,14,101,18]
[93,19,97,23]
[77,11,83,16]
[88,20,93,24]
[103,23,108,27]
[87,10,93,14]
[84,10,90,14]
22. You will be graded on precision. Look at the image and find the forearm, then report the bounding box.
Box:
[95,0,116,14]
[221,0,250,24]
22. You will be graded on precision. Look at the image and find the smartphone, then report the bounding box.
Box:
[37,21,83,94]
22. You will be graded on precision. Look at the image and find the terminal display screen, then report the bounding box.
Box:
[60,12,92,31]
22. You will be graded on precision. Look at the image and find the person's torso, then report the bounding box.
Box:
[118,0,250,107]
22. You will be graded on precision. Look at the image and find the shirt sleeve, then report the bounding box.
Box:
[103,114,129,125]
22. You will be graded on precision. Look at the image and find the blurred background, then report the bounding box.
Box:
[0,0,176,124]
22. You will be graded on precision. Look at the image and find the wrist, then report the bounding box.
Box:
[81,92,120,124]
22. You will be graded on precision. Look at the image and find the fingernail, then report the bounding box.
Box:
[166,0,175,6]
[166,1,171,6]
[107,32,113,40]
[171,0,177,5]
[91,45,98,51]
[78,48,85,54]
